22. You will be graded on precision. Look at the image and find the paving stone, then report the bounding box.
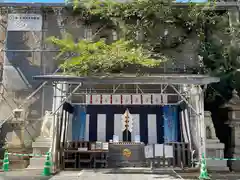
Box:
[1,169,240,180]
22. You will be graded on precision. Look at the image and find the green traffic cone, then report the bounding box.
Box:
[199,153,210,180]
[42,152,51,176]
[2,151,9,172]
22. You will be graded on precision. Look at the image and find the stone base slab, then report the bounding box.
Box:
[9,160,29,169]
[230,158,240,171]
[27,157,45,169]
[32,137,52,148]
[206,160,229,171]
[5,145,31,169]
[27,136,53,170]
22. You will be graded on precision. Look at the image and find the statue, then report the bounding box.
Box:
[206,127,212,139]
[204,111,217,140]
[40,111,54,138]
[228,89,240,105]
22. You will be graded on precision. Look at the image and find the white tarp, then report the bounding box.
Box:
[7,14,42,31]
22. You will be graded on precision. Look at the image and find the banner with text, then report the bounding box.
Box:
[7,14,42,31]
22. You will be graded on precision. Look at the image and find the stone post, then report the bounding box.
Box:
[6,122,30,169]
[204,111,228,171]
[27,111,53,169]
[224,89,240,171]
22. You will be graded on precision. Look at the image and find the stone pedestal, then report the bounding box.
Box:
[27,111,54,169]
[205,111,229,171]
[6,123,31,169]
[206,139,228,171]
[230,147,240,171]
[27,136,52,169]
[7,143,30,169]
[228,123,240,171]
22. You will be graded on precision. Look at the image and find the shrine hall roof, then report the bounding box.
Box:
[33,74,220,85]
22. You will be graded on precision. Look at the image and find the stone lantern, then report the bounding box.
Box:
[223,89,240,171]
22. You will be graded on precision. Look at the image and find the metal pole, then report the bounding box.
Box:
[51,83,81,116]
[55,112,60,171]
[170,84,198,115]
[51,84,57,172]
[40,11,45,119]
[198,86,206,157]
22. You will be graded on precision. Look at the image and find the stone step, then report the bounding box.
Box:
[9,160,29,170]
[27,157,45,169]
[206,159,229,171]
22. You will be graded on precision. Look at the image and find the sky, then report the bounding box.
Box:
[0,0,65,3]
[0,0,208,3]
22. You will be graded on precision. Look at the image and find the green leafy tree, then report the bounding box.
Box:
[199,13,240,106]
[49,0,215,76]
[48,34,166,76]
[49,0,240,106]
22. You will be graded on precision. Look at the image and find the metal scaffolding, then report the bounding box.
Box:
[0,5,106,147]
[0,6,70,147]
[0,0,235,126]
[0,0,233,160]
[0,6,63,126]
[33,74,219,170]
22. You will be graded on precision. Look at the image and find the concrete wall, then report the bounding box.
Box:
[0,10,200,148]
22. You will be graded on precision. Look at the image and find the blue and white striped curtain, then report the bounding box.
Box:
[72,105,87,141]
[79,105,165,144]
[163,105,179,143]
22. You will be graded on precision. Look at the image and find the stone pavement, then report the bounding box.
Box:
[0,169,51,180]
[49,169,185,180]
[0,169,240,180]
[0,169,185,180]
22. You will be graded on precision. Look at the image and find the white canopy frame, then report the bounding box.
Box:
[32,74,219,170]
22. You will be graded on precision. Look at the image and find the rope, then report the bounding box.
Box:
[7,152,47,157]
[206,157,240,161]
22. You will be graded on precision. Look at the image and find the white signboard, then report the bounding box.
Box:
[7,14,42,31]
[164,145,174,158]
[154,144,164,157]
[144,145,154,158]
[154,144,174,158]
